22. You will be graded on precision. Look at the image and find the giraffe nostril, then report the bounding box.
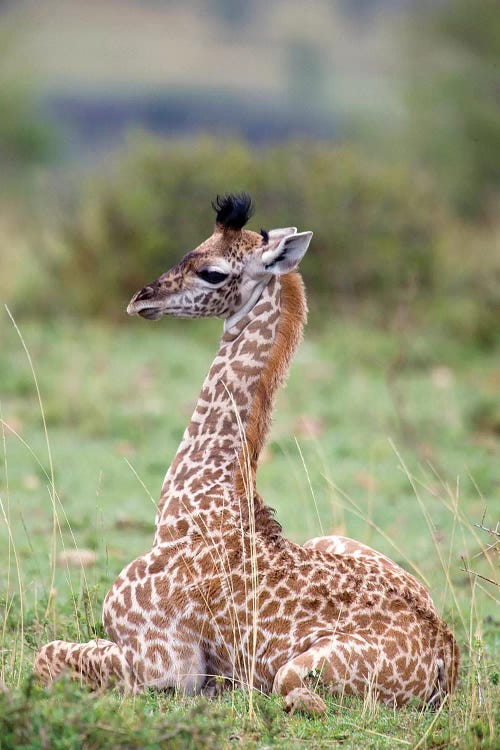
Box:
[135,285,155,302]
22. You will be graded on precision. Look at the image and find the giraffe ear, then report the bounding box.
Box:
[267,227,298,240]
[261,231,313,275]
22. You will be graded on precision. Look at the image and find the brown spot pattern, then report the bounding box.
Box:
[34,215,459,709]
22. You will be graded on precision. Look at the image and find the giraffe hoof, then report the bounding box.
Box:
[200,676,231,698]
[283,688,327,716]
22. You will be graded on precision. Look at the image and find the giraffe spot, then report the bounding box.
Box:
[396,656,408,674]
[338,590,355,605]
[127,558,148,582]
[109,599,127,618]
[321,601,341,621]
[385,640,399,659]
[281,601,297,620]
[261,600,280,618]
[149,555,168,575]
[127,611,146,627]
[266,569,287,587]
[146,643,169,663]
[110,654,123,673]
[275,586,288,599]
[123,587,132,609]
[136,579,153,609]
[176,519,189,536]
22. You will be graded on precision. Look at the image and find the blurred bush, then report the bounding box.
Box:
[0,34,59,174]
[406,0,500,218]
[57,135,443,316]
[0,86,57,169]
[4,134,498,348]
[431,222,500,349]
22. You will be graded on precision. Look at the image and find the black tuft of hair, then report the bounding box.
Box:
[260,228,269,244]
[212,192,254,230]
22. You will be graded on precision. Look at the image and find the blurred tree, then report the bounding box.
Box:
[56,136,443,317]
[0,33,59,172]
[0,86,58,167]
[406,0,499,217]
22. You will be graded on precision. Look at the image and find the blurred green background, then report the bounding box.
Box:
[0,7,499,743]
[0,0,500,326]
[0,0,500,560]
[0,0,498,616]
[0,0,499,332]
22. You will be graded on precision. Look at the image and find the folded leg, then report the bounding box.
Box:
[273,633,410,714]
[35,635,208,696]
[34,638,138,691]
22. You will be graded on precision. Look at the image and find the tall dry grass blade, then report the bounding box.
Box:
[0,406,12,684]
[177,489,249,688]
[227,382,260,718]
[138,441,251,690]
[123,458,157,507]
[294,437,324,536]
[411,696,448,750]
[10,440,97,639]
[389,440,467,634]
[0,494,24,686]
[5,306,58,619]
[323,475,431,587]
[0,419,100,639]
[421,463,497,580]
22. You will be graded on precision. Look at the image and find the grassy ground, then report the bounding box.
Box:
[0,312,498,749]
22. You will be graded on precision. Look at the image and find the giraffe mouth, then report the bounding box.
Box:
[137,306,163,320]
[127,297,163,319]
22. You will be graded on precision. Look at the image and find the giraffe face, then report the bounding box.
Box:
[127,228,264,321]
[127,194,313,323]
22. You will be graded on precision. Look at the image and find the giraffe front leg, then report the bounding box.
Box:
[272,633,384,715]
[272,638,333,716]
[34,638,138,692]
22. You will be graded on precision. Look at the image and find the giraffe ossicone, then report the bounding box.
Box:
[34,193,459,712]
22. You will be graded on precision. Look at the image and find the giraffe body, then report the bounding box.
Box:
[35,194,459,711]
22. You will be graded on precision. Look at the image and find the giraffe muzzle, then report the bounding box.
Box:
[127,285,163,319]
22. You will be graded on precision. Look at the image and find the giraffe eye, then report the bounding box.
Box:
[197,269,229,285]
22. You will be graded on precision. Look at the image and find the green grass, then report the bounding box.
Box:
[0,313,498,748]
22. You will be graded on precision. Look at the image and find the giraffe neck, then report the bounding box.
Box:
[154,273,306,542]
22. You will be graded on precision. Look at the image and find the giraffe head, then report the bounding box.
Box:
[127,193,312,329]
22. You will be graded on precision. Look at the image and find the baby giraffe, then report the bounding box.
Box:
[35,194,459,714]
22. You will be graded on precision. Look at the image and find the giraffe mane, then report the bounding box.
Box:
[254,500,283,544]
[234,272,307,535]
[212,192,254,230]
